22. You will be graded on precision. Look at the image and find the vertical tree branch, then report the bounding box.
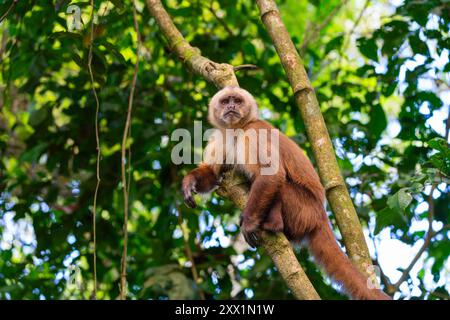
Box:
[146,0,320,300]
[255,0,376,282]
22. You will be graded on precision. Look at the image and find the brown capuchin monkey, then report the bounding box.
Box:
[182,86,391,300]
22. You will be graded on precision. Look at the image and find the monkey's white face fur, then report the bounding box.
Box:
[208,87,259,129]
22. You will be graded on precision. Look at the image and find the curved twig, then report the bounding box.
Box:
[0,0,18,24]
[234,64,260,72]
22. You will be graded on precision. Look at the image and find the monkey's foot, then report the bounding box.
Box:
[262,218,284,233]
[240,219,261,248]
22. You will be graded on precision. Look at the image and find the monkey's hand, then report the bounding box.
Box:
[182,174,197,208]
[240,216,260,248]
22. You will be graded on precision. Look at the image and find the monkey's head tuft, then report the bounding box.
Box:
[208,86,259,129]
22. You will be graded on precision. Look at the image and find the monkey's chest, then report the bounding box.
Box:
[222,134,261,180]
[204,129,277,178]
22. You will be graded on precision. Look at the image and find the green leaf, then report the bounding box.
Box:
[428,137,449,152]
[243,42,257,58]
[99,41,127,65]
[325,35,344,54]
[409,35,429,56]
[374,207,407,235]
[382,80,398,97]
[368,104,387,141]
[387,188,413,212]
[428,138,450,175]
[109,0,124,10]
[20,143,49,163]
[357,37,378,61]
[29,108,48,126]
[434,191,449,224]
[444,61,450,73]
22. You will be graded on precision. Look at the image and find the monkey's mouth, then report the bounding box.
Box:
[224,110,240,117]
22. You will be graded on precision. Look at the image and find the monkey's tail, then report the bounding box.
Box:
[306,221,391,300]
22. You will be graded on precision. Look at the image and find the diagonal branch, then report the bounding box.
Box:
[208,2,235,37]
[147,0,238,88]
[146,0,320,300]
[0,0,18,23]
[300,0,349,54]
[255,0,376,283]
[217,173,320,300]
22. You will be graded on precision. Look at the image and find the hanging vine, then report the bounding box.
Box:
[119,1,142,300]
[87,0,101,300]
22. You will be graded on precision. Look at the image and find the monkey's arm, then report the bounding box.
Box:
[182,163,220,208]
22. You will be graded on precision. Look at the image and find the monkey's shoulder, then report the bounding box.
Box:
[244,119,276,131]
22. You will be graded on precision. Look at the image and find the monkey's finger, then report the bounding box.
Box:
[250,232,260,247]
[182,182,197,207]
[243,231,257,248]
[247,233,255,248]
[183,188,197,208]
[184,195,197,208]
[243,232,252,247]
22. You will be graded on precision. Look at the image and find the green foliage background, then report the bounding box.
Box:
[0,0,448,300]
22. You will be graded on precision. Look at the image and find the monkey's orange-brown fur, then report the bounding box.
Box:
[182,87,391,300]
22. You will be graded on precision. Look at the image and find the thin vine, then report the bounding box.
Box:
[119,1,142,300]
[87,0,101,300]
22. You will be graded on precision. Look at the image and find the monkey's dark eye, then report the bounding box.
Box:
[220,99,229,105]
[235,98,242,104]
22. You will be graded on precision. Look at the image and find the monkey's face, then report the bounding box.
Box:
[219,94,246,124]
[208,87,258,129]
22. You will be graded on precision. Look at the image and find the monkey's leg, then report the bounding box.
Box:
[262,199,284,233]
[241,175,283,247]
[280,183,324,240]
